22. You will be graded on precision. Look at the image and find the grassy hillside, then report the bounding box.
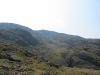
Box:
[0,42,100,75]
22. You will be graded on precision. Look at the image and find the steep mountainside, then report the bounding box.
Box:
[0,23,100,75]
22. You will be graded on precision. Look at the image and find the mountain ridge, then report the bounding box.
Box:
[0,23,100,75]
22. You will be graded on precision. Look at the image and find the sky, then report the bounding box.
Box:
[0,0,100,38]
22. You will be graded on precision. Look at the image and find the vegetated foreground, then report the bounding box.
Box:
[0,43,100,75]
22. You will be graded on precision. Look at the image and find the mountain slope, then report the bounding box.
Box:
[31,30,100,69]
[0,23,39,47]
[0,23,100,70]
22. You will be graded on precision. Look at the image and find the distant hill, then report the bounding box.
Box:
[0,23,100,75]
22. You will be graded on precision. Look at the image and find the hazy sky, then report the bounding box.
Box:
[0,0,100,38]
